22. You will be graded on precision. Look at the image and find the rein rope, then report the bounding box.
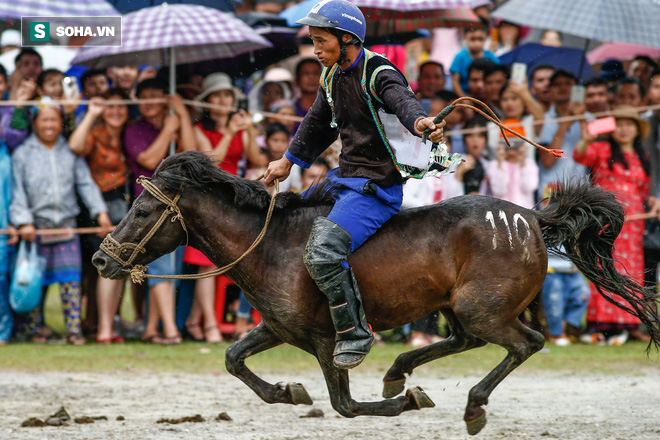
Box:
[100,175,279,284]
[449,97,563,158]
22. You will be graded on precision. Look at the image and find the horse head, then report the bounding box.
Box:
[92,172,188,281]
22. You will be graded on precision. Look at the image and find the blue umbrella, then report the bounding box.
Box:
[499,43,595,82]
[110,0,234,13]
[279,0,315,27]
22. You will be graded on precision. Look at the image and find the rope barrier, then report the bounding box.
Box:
[1,96,657,130]
[0,226,114,236]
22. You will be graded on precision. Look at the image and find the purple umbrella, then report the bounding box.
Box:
[0,0,119,19]
[351,0,491,11]
[72,3,271,153]
[72,4,271,68]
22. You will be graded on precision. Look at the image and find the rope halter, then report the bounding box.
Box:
[99,176,188,283]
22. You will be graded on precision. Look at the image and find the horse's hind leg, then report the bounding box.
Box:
[225,322,313,406]
[315,342,434,417]
[382,309,486,398]
[462,318,545,435]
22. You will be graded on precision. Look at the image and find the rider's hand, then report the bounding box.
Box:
[264,156,293,187]
[414,117,446,144]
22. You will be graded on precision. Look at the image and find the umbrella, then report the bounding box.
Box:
[492,0,660,49]
[499,43,595,82]
[0,0,119,19]
[587,42,660,65]
[281,0,480,37]
[72,4,271,153]
[72,4,270,68]
[109,0,234,14]
[351,0,481,36]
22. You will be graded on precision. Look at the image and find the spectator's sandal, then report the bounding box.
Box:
[183,322,204,342]
[67,334,87,345]
[154,335,182,345]
[203,325,222,344]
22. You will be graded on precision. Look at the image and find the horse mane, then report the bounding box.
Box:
[152,151,335,211]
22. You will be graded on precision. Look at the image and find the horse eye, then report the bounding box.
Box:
[135,209,149,218]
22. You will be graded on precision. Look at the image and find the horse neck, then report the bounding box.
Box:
[180,189,291,291]
[178,188,326,314]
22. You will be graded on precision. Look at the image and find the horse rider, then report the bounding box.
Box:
[264,0,445,369]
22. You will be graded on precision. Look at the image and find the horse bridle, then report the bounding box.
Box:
[99,176,188,272]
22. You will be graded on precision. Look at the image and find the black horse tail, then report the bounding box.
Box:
[534,181,660,352]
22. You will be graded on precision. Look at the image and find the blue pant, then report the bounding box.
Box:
[542,272,591,337]
[0,243,15,343]
[315,169,403,252]
[236,292,253,320]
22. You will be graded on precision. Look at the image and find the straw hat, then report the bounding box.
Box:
[610,105,650,141]
[194,73,244,103]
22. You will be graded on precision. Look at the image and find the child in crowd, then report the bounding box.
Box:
[450,25,499,97]
[461,119,489,195]
[268,99,298,135]
[301,158,331,191]
[35,69,79,137]
[265,122,301,192]
[429,90,468,154]
[487,80,545,161]
[539,183,591,346]
[487,139,538,209]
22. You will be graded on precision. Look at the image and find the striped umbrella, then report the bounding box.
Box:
[492,0,660,49]
[0,0,119,19]
[72,3,271,154]
[355,0,482,35]
[72,4,271,68]
[282,0,481,36]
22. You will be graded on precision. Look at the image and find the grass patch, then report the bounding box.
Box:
[0,339,657,376]
[9,285,656,376]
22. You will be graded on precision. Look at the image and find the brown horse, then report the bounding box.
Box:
[93,151,659,435]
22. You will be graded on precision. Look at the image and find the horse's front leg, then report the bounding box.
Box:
[315,340,435,417]
[382,309,487,398]
[225,322,313,405]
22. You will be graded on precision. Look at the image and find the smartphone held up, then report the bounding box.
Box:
[62,76,80,100]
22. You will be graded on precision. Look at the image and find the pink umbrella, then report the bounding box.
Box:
[587,42,660,64]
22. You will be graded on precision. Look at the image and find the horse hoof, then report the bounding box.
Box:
[382,378,406,398]
[405,386,435,410]
[287,382,313,405]
[465,411,487,436]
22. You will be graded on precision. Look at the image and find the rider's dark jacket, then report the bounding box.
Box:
[285,50,427,188]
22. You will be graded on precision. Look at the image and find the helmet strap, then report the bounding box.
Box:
[334,30,360,66]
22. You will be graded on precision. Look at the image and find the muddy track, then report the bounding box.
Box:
[1,369,659,439]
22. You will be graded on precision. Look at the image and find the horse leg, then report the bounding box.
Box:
[315,343,435,417]
[461,319,545,435]
[382,309,487,398]
[225,322,313,405]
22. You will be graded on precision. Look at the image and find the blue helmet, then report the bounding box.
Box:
[297,0,366,43]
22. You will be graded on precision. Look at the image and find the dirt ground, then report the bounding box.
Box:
[1,367,659,440]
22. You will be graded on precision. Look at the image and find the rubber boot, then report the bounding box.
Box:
[303,217,374,369]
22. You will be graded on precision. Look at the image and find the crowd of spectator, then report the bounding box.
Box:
[0,0,659,349]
